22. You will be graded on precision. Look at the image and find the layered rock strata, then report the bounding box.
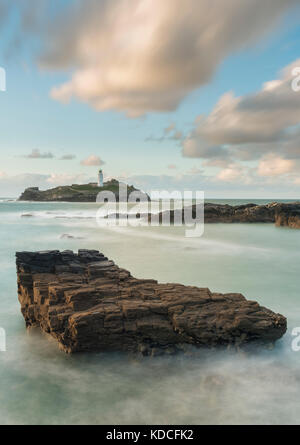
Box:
[16,250,287,354]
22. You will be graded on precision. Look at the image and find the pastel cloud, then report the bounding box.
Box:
[185,59,300,148]
[80,155,105,167]
[40,0,297,116]
[258,155,296,177]
[216,165,243,183]
[182,59,300,183]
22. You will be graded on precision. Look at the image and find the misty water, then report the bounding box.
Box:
[0,199,300,425]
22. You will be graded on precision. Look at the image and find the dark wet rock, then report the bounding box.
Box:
[203,202,276,223]
[155,202,300,228]
[16,250,287,354]
[274,203,300,229]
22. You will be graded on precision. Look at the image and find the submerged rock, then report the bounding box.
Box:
[16,250,287,354]
[59,234,85,240]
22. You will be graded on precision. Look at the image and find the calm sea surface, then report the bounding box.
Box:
[0,198,299,424]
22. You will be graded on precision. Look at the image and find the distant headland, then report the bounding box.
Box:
[18,178,148,202]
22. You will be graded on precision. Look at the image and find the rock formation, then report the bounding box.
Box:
[155,202,300,228]
[16,250,287,354]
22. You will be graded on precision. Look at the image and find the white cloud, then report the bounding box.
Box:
[40,0,297,116]
[258,154,296,177]
[183,136,228,159]
[192,60,300,147]
[216,164,246,183]
[46,173,88,185]
[182,58,300,185]
[80,155,105,167]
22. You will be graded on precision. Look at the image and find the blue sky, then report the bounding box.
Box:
[0,0,299,197]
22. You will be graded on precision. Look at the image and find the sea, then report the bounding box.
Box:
[0,198,300,425]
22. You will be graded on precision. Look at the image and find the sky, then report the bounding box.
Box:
[0,0,299,198]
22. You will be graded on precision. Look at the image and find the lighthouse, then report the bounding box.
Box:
[98,169,104,187]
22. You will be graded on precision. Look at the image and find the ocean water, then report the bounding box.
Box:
[0,198,300,425]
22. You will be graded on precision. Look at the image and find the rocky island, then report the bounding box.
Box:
[16,250,287,355]
[18,179,149,202]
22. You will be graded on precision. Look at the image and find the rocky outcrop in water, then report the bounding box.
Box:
[16,250,287,354]
[204,203,276,223]
[155,202,300,228]
[18,179,148,202]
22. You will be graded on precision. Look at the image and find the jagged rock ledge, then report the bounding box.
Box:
[155,202,300,229]
[106,202,300,229]
[16,250,287,355]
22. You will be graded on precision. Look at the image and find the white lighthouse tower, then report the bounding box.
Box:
[98,169,104,187]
